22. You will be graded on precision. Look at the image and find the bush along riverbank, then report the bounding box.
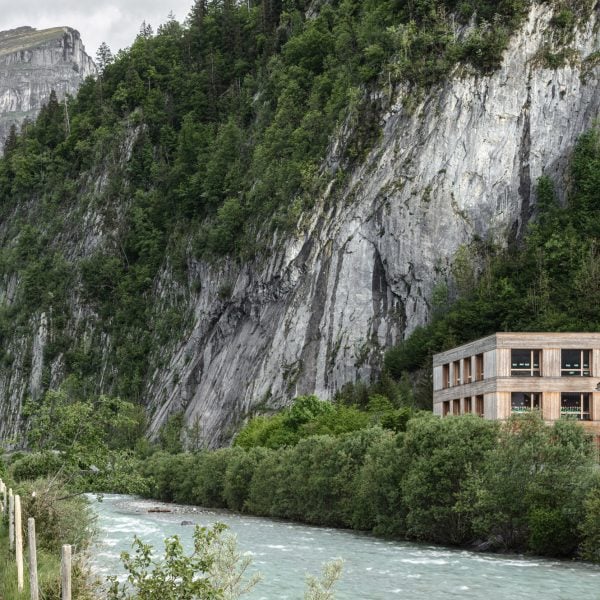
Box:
[134,409,600,561]
[6,390,600,563]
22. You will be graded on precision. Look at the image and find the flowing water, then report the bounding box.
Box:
[91,495,600,599]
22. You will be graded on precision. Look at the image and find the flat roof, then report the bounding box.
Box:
[433,332,600,366]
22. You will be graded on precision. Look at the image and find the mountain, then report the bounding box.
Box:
[0,0,598,447]
[0,26,96,152]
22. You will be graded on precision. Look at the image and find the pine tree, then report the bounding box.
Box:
[139,21,154,39]
[95,41,114,74]
[3,124,18,156]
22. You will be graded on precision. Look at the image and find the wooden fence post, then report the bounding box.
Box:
[15,494,24,592]
[28,518,39,600]
[61,544,72,600]
[8,488,14,551]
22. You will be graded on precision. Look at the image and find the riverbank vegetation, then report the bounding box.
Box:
[7,395,599,561]
[132,409,600,560]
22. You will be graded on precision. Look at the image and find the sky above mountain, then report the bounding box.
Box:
[2,0,194,58]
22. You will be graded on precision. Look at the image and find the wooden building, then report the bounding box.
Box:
[432,333,600,441]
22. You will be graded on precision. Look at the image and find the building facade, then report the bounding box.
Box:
[432,333,600,439]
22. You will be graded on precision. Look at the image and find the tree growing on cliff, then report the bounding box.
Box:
[96,42,114,74]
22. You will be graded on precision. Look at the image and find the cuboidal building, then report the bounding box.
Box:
[432,333,600,441]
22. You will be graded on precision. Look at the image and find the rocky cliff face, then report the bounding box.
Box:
[0,26,96,151]
[0,4,599,447]
[146,4,600,444]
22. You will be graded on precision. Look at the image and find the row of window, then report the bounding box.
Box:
[442,396,484,417]
[443,392,592,420]
[511,392,591,420]
[442,348,593,388]
[442,354,484,388]
[511,349,590,377]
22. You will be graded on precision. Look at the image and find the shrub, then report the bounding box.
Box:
[191,448,238,508]
[580,485,600,562]
[223,447,269,512]
[17,478,95,553]
[351,431,407,535]
[10,452,64,482]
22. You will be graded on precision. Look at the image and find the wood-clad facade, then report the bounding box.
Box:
[433,333,600,441]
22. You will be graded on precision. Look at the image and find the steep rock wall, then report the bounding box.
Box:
[146,4,600,445]
[0,26,96,151]
[0,5,599,447]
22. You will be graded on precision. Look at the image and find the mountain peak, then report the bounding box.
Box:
[0,24,96,152]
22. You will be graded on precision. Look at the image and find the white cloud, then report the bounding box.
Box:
[0,0,195,58]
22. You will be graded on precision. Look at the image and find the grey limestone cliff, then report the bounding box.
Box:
[0,4,599,447]
[146,4,600,445]
[0,26,96,152]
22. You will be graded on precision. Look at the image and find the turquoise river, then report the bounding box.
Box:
[91,495,600,599]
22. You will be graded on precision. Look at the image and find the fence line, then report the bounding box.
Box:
[61,544,72,600]
[0,477,71,600]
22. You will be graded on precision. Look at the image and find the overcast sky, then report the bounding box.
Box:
[1,0,195,58]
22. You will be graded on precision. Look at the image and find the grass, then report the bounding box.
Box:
[0,519,98,600]
[0,520,64,599]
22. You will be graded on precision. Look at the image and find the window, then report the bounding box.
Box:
[511,349,541,376]
[560,392,590,420]
[443,401,450,416]
[452,399,460,415]
[511,392,541,413]
[463,358,472,383]
[464,397,472,414]
[561,350,591,376]
[475,354,484,381]
[442,364,450,389]
[453,361,461,386]
[475,395,484,417]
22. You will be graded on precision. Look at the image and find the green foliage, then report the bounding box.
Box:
[351,430,407,534]
[17,477,95,553]
[235,394,390,450]
[134,412,597,558]
[580,485,600,562]
[10,451,63,482]
[192,448,238,508]
[141,451,198,502]
[158,412,185,454]
[107,523,229,600]
[233,414,297,449]
[24,383,144,467]
[223,447,269,512]
[401,414,499,544]
[458,414,596,554]
[18,381,148,494]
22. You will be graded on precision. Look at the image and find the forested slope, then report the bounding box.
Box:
[0,0,598,445]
